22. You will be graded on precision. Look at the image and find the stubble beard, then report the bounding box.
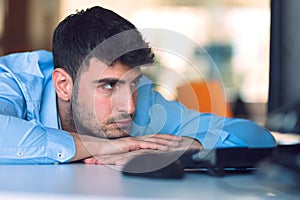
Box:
[71,97,133,139]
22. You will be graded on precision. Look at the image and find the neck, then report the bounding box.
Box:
[57,98,77,133]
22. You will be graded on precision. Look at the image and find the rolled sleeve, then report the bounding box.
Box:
[46,128,75,163]
[0,115,75,164]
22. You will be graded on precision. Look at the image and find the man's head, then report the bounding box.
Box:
[52,6,154,81]
[52,6,154,138]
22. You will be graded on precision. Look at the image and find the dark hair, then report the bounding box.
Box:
[52,6,154,81]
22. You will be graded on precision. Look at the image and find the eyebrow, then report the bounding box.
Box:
[92,73,143,84]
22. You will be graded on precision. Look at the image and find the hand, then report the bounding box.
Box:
[83,136,202,165]
[169,136,203,151]
[84,149,159,166]
[70,133,182,162]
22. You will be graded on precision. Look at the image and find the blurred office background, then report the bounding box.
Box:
[0,0,270,122]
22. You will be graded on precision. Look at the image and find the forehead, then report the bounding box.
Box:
[84,57,141,80]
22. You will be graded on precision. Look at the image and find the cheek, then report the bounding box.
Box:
[133,90,138,105]
[94,96,113,122]
[76,83,94,105]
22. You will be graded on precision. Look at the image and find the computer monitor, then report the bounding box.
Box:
[266,0,300,134]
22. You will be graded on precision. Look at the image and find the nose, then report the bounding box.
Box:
[113,86,136,114]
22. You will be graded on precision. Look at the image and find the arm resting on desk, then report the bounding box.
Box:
[133,77,277,149]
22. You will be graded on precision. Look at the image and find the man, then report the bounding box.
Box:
[0,6,276,165]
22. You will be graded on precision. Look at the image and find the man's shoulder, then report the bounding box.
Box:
[0,50,55,102]
[0,50,53,73]
[0,50,53,75]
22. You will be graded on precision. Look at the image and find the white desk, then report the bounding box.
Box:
[0,164,298,200]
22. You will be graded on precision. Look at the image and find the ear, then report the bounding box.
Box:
[52,68,73,101]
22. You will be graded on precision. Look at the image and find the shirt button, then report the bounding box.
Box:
[57,152,63,158]
[17,152,23,157]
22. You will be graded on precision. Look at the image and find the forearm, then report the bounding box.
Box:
[0,115,75,164]
[73,133,183,163]
[69,132,92,162]
[136,80,276,149]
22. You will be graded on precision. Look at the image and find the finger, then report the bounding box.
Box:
[105,150,153,166]
[115,158,128,166]
[130,140,169,151]
[114,138,169,152]
[95,155,121,165]
[84,155,109,165]
[129,140,169,151]
[148,134,183,141]
[95,160,105,165]
[139,137,181,147]
[99,137,169,155]
[83,157,97,164]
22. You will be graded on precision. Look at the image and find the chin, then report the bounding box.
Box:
[104,129,130,139]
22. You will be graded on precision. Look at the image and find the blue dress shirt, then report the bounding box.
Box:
[0,50,276,164]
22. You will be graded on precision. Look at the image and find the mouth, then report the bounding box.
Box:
[110,119,132,128]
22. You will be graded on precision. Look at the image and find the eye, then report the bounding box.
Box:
[101,82,117,90]
[130,79,140,89]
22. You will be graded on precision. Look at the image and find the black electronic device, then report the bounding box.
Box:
[122,147,275,179]
[261,1,300,191]
[122,151,186,179]
[267,0,300,134]
[266,101,300,133]
[257,143,300,190]
[259,0,300,191]
[182,147,275,176]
